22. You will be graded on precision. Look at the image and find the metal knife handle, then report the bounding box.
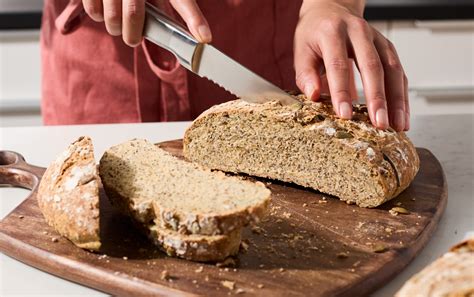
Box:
[143,3,201,71]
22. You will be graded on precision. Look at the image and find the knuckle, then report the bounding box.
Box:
[352,18,370,34]
[386,59,403,73]
[320,19,345,34]
[371,92,386,103]
[327,58,349,71]
[104,8,121,25]
[363,58,383,74]
[124,1,143,20]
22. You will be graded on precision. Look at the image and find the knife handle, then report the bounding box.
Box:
[143,3,201,72]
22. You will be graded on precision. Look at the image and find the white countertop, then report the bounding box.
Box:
[1,115,473,296]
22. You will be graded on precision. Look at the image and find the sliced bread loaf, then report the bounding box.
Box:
[395,238,474,297]
[37,136,101,250]
[183,96,420,208]
[99,139,271,236]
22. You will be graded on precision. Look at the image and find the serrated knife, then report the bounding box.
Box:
[143,3,298,105]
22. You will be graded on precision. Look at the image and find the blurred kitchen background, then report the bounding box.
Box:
[0,0,473,127]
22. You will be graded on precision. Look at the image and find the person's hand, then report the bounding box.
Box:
[82,0,212,46]
[294,0,409,131]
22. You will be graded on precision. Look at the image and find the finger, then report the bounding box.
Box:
[122,0,145,47]
[103,0,122,36]
[83,0,104,21]
[403,74,410,130]
[348,19,389,129]
[319,24,353,119]
[294,44,323,101]
[374,36,406,131]
[169,0,212,43]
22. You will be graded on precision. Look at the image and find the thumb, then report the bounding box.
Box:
[170,0,212,43]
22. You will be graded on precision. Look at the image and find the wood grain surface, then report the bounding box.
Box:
[0,140,447,296]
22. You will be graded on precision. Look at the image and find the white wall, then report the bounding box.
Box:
[0,30,42,127]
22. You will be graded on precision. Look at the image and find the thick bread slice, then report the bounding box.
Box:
[183,96,420,208]
[395,238,474,297]
[149,227,241,262]
[37,136,100,250]
[99,139,271,235]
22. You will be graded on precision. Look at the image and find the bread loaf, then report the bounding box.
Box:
[395,238,474,297]
[99,139,271,236]
[37,136,101,250]
[183,96,419,208]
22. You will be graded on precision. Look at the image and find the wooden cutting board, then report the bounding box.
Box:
[0,140,447,297]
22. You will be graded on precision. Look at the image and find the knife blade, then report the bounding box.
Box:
[143,3,298,106]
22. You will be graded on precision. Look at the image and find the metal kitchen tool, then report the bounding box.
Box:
[143,3,297,105]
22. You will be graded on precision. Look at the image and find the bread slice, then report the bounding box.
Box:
[149,227,241,262]
[99,139,271,236]
[395,238,474,297]
[37,136,101,250]
[183,96,420,208]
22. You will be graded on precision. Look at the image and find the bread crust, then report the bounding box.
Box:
[103,182,241,262]
[395,238,474,297]
[37,136,101,251]
[184,96,419,207]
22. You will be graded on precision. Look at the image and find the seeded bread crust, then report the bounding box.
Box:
[37,136,101,250]
[395,238,474,297]
[183,96,419,208]
[103,181,241,262]
[149,227,241,262]
[99,139,271,236]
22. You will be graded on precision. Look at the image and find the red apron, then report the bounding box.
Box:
[42,0,354,125]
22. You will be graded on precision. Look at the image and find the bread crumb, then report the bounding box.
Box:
[257,284,265,289]
[192,280,198,284]
[51,237,59,243]
[259,264,265,268]
[195,266,204,273]
[251,226,263,234]
[337,252,348,259]
[122,256,128,260]
[42,231,48,235]
[318,200,327,204]
[275,219,283,223]
[282,212,292,218]
[236,288,245,294]
[205,275,210,282]
[395,202,402,206]
[216,257,236,268]
[221,280,235,290]
[278,268,285,272]
[385,227,393,233]
[373,244,387,253]
[18,215,24,219]
[161,270,174,281]
[240,240,250,252]
[390,207,410,215]
[302,203,308,207]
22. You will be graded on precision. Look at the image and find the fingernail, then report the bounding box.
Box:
[394,109,405,131]
[197,25,212,42]
[304,83,315,99]
[339,102,352,119]
[375,108,389,129]
[405,112,410,130]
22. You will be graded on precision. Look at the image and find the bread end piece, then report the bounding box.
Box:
[37,136,101,251]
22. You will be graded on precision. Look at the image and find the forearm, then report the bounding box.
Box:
[301,0,365,17]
